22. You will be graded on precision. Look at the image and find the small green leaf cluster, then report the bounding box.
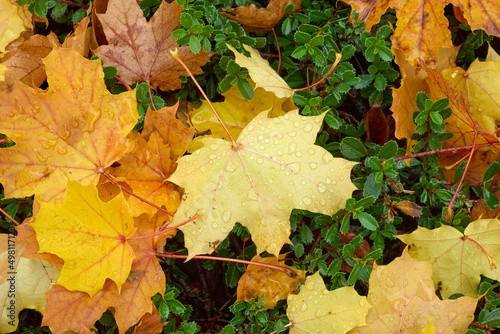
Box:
[17,0,87,25]
[154,285,198,334]
[224,296,288,334]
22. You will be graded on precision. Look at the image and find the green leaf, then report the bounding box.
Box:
[103,66,117,80]
[416,92,428,111]
[484,161,500,182]
[347,263,361,285]
[484,189,499,210]
[166,299,186,315]
[431,98,449,111]
[340,137,366,160]
[159,302,170,319]
[221,325,235,334]
[355,196,375,209]
[237,79,254,100]
[374,72,387,91]
[357,212,378,230]
[378,141,398,159]
[340,215,350,234]
[180,12,193,28]
[33,0,48,18]
[294,31,311,44]
[367,156,383,171]
[189,35,202,54]
[363,172,382,199]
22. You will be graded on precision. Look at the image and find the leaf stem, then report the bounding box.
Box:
[294,53,342,91]
[0,207,20,226]
[170,49,237,145]
[445,130,478,221]
[272,28,281,74]
[128,215,197,240]
[156,252,298,277]
[463,235,495,270]
[101,171,174,216]
[57,0,88,9]
[392,141,500,162]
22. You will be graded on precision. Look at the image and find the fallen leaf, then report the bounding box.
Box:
[397,219,500,298]
[188,81,288,152]
[363,107,389,145]
[393,200,423,217]
[236,254,306,310]
[168,110,356,258]
[0,47,138,202]
[228,44,293,99]
[32,181,136,296]
[0,0,30,54]
[132,307,167,334]
[287,272,370,333]
[0,33,59,92]
[41,211,171,334]
[470,189,500,220]
[95,0,213,91]
[0,235,60,332]
[221,0,301,33]
[345,0,500,66]
[142,103,195,161]
[350,248,477,333]
[62,5,92,57]
[107,131,181,217]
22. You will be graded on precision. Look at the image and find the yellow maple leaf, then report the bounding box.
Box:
[0,47,138,202]
[397,218,500,298]
[349,248,477,333]
[287,272,370,334]
[236,254,306,310]
[168,110,356,258]
[228,44,294,99]
[32,181,136,297]
[0,236,60,332]
[188,80,291,152]
[0,0,30,55]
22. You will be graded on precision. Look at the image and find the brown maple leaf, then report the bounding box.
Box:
[94,0,213,91]
[0,32,61,92]
[221,0,301,33]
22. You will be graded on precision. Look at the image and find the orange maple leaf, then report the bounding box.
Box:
[236,254,306,310]
[107,131,181,217]
[221,0,301,33]
[345,0,500,66]
[0,47,138,202]
[95,0,213,91]
[0,33,59,92]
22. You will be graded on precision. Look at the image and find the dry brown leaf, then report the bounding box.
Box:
[0,33,59,91]
[95,0,213,90]
[236,254,306,310]
[221,0,301,33]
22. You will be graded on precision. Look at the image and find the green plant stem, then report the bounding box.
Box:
[156,252,299,277]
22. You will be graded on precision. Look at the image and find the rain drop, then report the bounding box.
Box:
[317,183,326,193]
[309,163,317,169]
[295,151,303,158]
[303,123,313,132]
[293,121,300,128]
[222,210,231,223]
[302,197,312,205]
